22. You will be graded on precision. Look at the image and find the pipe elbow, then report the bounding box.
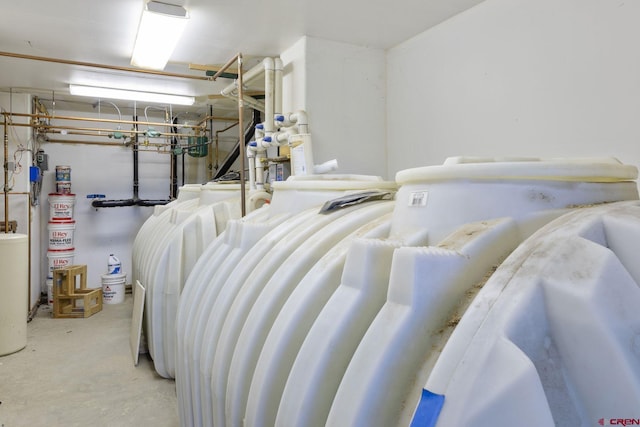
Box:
[263,57,275,70]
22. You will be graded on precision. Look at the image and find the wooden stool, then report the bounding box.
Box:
[52,265,102,318]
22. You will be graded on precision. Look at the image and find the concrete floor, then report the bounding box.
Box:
[0,296,178,427]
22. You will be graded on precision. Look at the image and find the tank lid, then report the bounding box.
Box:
[272,174,396,191]
[396,157,638,184]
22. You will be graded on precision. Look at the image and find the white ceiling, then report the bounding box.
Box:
[0,0,484,115]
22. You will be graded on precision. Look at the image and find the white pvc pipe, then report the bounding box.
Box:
[247,147,257,191]
[256,153,266,190]
[274,58,283,118]
[264,58,275,134]
[313,159,339,174]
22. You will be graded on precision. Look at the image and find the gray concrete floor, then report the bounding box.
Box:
[0,295,178,427]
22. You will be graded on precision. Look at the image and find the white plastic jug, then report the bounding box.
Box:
[108,254,121,274]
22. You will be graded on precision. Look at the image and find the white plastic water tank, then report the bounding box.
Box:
[134,182,244,378]
[174,175,396,427]
[132,184,201,287]
[0,233,28,356]
[318,157,638,427]
[418,201,640,426]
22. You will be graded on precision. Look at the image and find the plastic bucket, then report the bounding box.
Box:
[102,273,126,304]
[48,193,75,220]
[47,220,75,250]
[56,181,72,194]
[55,165,71,181]
[46,248,75,278]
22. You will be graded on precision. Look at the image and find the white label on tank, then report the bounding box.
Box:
[409,191,428,207]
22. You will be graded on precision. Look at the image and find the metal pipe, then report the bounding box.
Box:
[3,116,8,233]
[133,115,139,200]
[208,105,214,180]
[171,117,178,198]
[8,111,215,129]
[237,54,246,216]
[0,50,211,81]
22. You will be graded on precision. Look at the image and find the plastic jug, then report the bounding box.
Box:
[108,254,121,274]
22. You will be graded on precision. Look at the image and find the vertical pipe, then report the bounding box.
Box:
[208,105,214,180]
[274,58,283,117]
[171,117,178,197]
[3,115,8,233]
[133,115,139,200]
[238,54,246,217]
[28,192,31,311]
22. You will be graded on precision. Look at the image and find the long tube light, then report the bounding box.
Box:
[131,1,189,70]
[69,84,195,106]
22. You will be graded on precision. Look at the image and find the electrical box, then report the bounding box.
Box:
[29,166,41,182]
[36,150,48,171]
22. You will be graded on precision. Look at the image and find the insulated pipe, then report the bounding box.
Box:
[274,58,283,119]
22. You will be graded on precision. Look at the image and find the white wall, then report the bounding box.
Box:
[282,36,388,178]
[387,0,640,177]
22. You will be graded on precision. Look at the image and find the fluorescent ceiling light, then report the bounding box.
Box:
[69,84,195,106]
[131,1,189,70]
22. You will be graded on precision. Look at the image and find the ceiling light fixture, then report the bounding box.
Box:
[69,84,195,106]
[130,1,189,70]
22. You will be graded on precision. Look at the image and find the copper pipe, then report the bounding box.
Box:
[28,191,31,312]
[3,116,8,233]
[0,50,211,81]
[9,111,210,129]
[47,138,175,153]
[237,53,246,216]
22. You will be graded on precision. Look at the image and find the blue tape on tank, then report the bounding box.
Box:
[410,389,445,427]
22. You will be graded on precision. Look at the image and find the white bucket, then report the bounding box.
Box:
[46,278,53,308]
[102,273,126,304]
[55,165,71,181]
[56,181,72,194]
[46,248,75,278]
[47,220,75,250]
[48,193,76,220]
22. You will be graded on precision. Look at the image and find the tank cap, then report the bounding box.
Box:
[263,136,272,143]
[256,123,264,130]
[249,141,257,147]
[275,115,285,122]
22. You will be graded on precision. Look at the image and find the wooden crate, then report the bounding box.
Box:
[52,265,102,318]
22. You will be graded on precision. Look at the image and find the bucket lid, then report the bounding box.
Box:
[396,156,639,185]
[47,247,75,253]
[48,192,76,197]
[102,273,127,279]
[48,219,76,225]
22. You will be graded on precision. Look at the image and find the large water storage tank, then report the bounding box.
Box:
[417,201,640,426]
[0,233,28,356]
[175,157,638,427]
[133,182,246,378]
[175,175,396,427]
